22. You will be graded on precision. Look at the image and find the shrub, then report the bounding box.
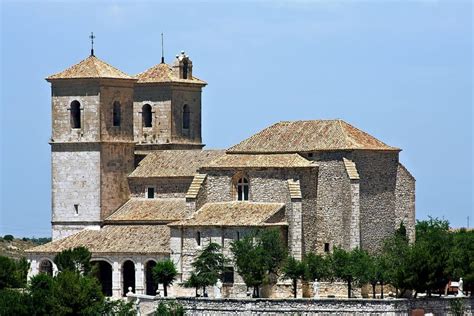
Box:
[3,235,14,242]
[155,301,184,316]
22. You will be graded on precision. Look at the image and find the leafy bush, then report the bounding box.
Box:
[3,235,14,242]
[155,301,184,316]
[0,289,31,316]
[0,256,29,289]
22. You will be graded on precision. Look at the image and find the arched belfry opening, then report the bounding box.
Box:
[145,260,157,295]
[122,260,135,296]
[39,259,53,276]
[182,104,190,130]
[232,173,249,201]
[142,104,152,128]
[92,261,112,297]
[113,101,121,127]
[70,100,81,129]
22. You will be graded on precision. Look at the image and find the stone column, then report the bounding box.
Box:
[112,261,122,298]
[135,261,145,295]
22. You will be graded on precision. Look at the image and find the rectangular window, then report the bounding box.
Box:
[324,243,330,253]
[146,187,155,199]
[74,204,79,215]
[196,231,201,246]
[236,231,240,241]
[222,267,234,284]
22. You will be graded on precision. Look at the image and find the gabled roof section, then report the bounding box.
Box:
[47,55,134,80]
[202,153,316,169]
[104,198,188,223]
[129,150,225,178]
[135,62,206,85]
[169,202,287,227]
[26,225,169,254]
[227,120,399,153]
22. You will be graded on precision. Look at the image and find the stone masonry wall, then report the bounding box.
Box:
[395,163,416,242]
[350,151,399,253]
[306,152,352,252]
[133,85,172,145]
[203,168,318,255]
[171,87,202,144]
[129,177,192,198]
[130,296,474,316]
[51,144,101,240]
[100,143,135,219]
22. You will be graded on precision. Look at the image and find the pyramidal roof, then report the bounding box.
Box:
[135,62,206,85]
[227,120,399,153]
[47,55,134,80]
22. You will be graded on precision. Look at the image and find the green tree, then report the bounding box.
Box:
[0,289,31,316]
[446,228,474,295]
[14,257,30,288]
[0,256,18,289]
[3,234,14,242]
[231,229,286,297]
[188,242,226,296]
[303,252,331,283]
[29,273,62,315]
[282,256,305,298]
[183,272,203,297]
[153,259,178,297]
[54,246,92,275]
[366,254,388,298]
[53,270,104,315]
[330,247,370,298]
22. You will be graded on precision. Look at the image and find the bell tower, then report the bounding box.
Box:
[47,53,137,240]
[133,51,207,152]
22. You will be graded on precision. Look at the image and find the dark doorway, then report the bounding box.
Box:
[39,260,53,276]
[122,260,135,296]
[92,261,113,297]
[145,260,157,295]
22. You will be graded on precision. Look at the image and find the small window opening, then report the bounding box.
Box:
[324,243,330,253]
[222,266,234,284]
[196,231,201,246]
[142,104,152,127]
[182,104,190,130]
[146,187,155,199]
[237,177,249,201]
[74,204,79,215]
[236,231,240,241]
[182,60,188,79]
[113,101,121,127]
[308,153,313,158]
[70,101,81,129]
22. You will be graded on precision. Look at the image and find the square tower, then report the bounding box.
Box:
[47,55,137,240]
[134,51,207,152]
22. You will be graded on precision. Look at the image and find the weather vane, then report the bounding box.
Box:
[89,32,95,56]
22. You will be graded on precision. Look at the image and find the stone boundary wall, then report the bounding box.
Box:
[128,295,473,316]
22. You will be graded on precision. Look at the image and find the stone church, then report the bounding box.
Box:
[27,49,415,298]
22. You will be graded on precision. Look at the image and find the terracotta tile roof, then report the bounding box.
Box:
[26,225,169,254]
[169,202,287,227]
[202,153,316,169]
[104,198,187,223]
[185,174,207,199]
[129,150,225,178]
[287,179,302,199]
[47,55,134,80]
[343,158,360,180]
[135,62,206,85]
[227,120,399,153]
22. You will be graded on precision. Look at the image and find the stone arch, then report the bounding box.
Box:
[144,259,157,295]
[39,259,53,276]
[122,260,135,296]
[70,100,81,129]
[91,260,113,297]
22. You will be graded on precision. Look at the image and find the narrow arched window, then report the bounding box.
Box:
[113,101,121,127]
[142,104,152,127]
[182,60,188,79]
[237,177,249,201]
[70,101,81,129]
[182,104,190,130]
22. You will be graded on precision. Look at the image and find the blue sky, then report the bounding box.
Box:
[0,1,472,237]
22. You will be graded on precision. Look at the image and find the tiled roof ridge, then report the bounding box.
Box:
[135,62,206,84]
[47,55,134,80]
[339,120,398,151]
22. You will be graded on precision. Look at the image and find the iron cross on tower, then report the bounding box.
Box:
[89,32,96,56]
